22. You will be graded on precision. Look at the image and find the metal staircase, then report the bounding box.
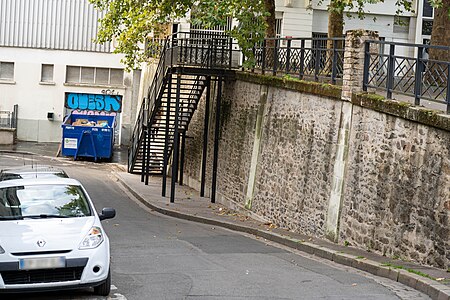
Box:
[128,33,236,178]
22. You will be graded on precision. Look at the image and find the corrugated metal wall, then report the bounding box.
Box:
[0,0,111,52]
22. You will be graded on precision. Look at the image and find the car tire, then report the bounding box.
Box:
[94,270,111,296]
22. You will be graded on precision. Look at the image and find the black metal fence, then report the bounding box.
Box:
[142,33,450,115]
[0,105,18,129]
[250,37,345,84]
[363,40,450,114]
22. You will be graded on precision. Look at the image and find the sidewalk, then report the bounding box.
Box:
[1,142,449,300]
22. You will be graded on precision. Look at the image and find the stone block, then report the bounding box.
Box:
[333,252,355,267]
[313,247,336,261]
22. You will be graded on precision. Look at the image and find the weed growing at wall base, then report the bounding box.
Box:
[381,263,436,280]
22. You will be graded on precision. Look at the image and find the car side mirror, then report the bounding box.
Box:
[99,207,116,221]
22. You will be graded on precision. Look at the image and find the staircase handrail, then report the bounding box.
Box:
[128,37,171,170]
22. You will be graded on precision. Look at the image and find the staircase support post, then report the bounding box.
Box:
[145,125,151,185]
[179,131,186,185]
[211,75,223,203]
[200,76,211,197]
[170,73,182,203]
[140,126,147,183]
[162,73,172,197]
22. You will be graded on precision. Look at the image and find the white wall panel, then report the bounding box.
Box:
[0,0,111,52]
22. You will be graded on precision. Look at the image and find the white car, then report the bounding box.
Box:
[0,178,116,295]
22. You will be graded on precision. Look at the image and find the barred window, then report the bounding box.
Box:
[0,62,14,80]
[65,66,124,86]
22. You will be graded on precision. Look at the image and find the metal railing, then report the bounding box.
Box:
[129,31,237,171]
[364,40,450,114]
[0,105,18,129]
[250,37,345,84]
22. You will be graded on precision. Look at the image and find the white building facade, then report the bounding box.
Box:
[0,0,141,145]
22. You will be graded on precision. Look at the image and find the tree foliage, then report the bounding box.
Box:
[90,0,270,69]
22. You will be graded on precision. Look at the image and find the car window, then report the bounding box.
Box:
[0,172,68,181]
[0,173,22,181]
[0,184,92,219]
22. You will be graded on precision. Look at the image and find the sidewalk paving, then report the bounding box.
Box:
[1,141,449,300]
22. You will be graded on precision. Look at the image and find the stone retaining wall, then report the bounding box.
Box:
[183,74,450,270]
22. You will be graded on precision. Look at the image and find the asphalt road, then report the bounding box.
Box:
[0,153,430,300]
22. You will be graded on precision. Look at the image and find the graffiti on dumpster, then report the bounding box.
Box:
[65,93,122,113]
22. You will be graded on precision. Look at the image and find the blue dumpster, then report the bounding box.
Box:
[61,113,116,161]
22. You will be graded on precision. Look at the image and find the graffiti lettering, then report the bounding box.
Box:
[101,89,120,95]
[65,93,122,112]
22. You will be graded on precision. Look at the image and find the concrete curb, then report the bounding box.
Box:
[114,173,449,300]
[0,150,35,155]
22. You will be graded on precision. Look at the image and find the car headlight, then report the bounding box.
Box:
[0,245,4,254]
[79,226,104,250]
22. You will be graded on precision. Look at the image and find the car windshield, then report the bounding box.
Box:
[0,184,92,219]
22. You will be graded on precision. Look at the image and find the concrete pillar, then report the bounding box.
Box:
[244,85,268,210]
[341,30,379,102]
[325,30,378,242]
[121,70,141,146]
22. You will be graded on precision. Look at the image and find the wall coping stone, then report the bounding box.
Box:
[235,71,450,133]
[235,72,342,100]
[351,92,450,132]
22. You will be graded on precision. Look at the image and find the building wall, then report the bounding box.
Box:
[0,47,136,143]
[310,0,432,48]
[0,0,111,52]
[275,0,313,40]
[0,0,141,145]
[183,75,450,269]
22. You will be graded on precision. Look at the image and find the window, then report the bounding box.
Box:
[66,66,80,83]
[96,68,109,84]
[80,67,95,83]
[0,62,14,81]
[393,17,410,34]
[41,64,54,83]
[65,66,124,86]
[275,16,283,38]
[423,0,433,18]
[422,0,434,37]
[110,69,124,85]
[422,20,433,36]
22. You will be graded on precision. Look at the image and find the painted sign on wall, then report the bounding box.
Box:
[65,93,122,113]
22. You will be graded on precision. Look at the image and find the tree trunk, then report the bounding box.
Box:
[264,0,276,71]
[429,0,450,62]
[327,1,344,41]
[325,0,344,76]
[264,0,276,39]
[426,0,450,86]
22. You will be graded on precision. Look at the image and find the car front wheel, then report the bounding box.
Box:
[94,270,111,296]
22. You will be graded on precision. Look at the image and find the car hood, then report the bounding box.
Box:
[0,217,96,253]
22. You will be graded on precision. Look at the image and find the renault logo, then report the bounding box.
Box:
[36,240,46,247]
